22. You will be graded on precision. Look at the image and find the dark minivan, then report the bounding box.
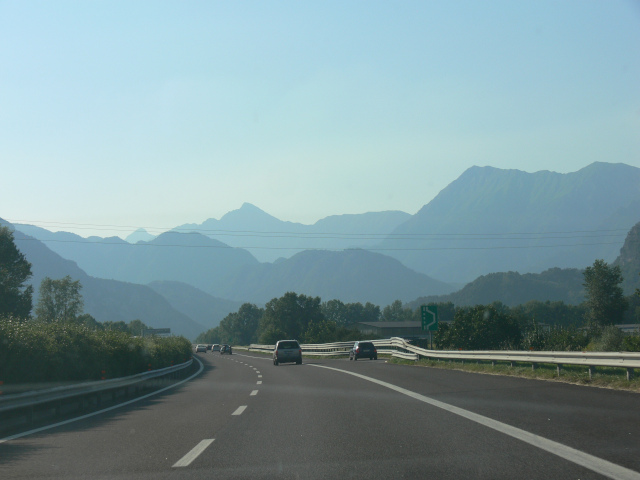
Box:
[350,341,377,361]
[273,340,302,365]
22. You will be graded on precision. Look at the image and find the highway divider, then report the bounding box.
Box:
[249,338,640,380]
[0,358,195,437]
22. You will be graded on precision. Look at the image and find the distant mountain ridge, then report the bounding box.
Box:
[212,248,453,305]
[175,203,411,263]
[381,162,640,283]
[1,219,206,339]
[13,226,260,295]
[614,221,640,295]
[409,268,586,309]
[409,219,640,309]
[10,161,640,313]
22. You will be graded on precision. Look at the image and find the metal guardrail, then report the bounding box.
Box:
[0,359,194,435]
[249,338,640,380]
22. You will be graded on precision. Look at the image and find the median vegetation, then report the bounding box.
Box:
[0,318,192,385]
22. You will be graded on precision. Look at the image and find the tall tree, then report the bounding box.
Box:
[35,276,84,322]
[0,226,33,318]
[218,303,263,345]
[258,292,324,344]
[583,259,627,327]
[381,300,414,322]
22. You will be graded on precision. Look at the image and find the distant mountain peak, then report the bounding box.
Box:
[125,228,156,244]
[219,203,295,227]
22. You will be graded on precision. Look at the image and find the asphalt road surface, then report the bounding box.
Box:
[1,352,639,480]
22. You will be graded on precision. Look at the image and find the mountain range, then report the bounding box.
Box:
[382,162,640,283]
[174,203,412,263]
[6,162,640,338]
[1,221,209,339]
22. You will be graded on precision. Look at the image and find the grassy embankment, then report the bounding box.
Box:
[389,356,640,392]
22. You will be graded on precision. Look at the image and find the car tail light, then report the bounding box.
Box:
[356,347,360,353]
[374,348,377,353]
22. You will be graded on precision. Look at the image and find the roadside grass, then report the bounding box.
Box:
[389,357,640,393]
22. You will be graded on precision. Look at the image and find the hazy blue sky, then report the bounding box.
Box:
[2,0,639,237]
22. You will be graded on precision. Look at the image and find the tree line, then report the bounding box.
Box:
[196,258,640,351]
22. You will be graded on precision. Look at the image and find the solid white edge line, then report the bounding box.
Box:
[232,405,247,415]
[172,438,215,468]
[0,357,205,444]
[309,364,640,480]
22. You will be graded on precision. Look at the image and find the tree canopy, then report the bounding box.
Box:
[35,275,84,322]
[0,226,33,319]
[583,259,627,328]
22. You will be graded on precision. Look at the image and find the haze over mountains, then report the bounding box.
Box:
[382,162,640,283]
[7,162,640,338]
[0,221,209,339]
[173,204,412,263]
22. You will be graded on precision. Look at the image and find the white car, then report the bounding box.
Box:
[194,344,207,353]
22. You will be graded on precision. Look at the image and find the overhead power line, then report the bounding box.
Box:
[7,218,632,241]
[13,236,625,252]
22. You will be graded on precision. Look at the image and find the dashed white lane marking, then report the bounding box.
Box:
[257,375,262,378]
[255,371,260,374]
[257,381,262,385]
[310,364,640,480]
[172,439,215,467]
[250,390,258,396]
[232,405,247,416]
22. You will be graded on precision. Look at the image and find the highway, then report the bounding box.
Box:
[1,352,639,479]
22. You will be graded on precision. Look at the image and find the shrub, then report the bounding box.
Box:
[0,318,192,385]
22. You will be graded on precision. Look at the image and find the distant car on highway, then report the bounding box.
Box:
[206,344,213,350]
[212,344,221,352]
[220,344,233,354]
[273,340,302,365]
[350,341,377,361]
[195,344,207,353]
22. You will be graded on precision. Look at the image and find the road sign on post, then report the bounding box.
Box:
[421,305,438,331]
[142,328,171,337]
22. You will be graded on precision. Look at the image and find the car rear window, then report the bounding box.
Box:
[359,342,374,348]
[278,341,299,349]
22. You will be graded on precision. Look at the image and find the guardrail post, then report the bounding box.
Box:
[588,366,596,379]
[532,363,537,371]
[627,368,634,381]
[491,361,495,367]
[557,364,562,376]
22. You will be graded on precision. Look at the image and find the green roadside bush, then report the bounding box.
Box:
[0,318,192,385]
[622,334,640,352]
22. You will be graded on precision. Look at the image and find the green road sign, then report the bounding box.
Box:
[421,305,438,331]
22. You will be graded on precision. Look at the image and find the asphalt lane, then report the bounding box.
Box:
[0,352,638,479]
